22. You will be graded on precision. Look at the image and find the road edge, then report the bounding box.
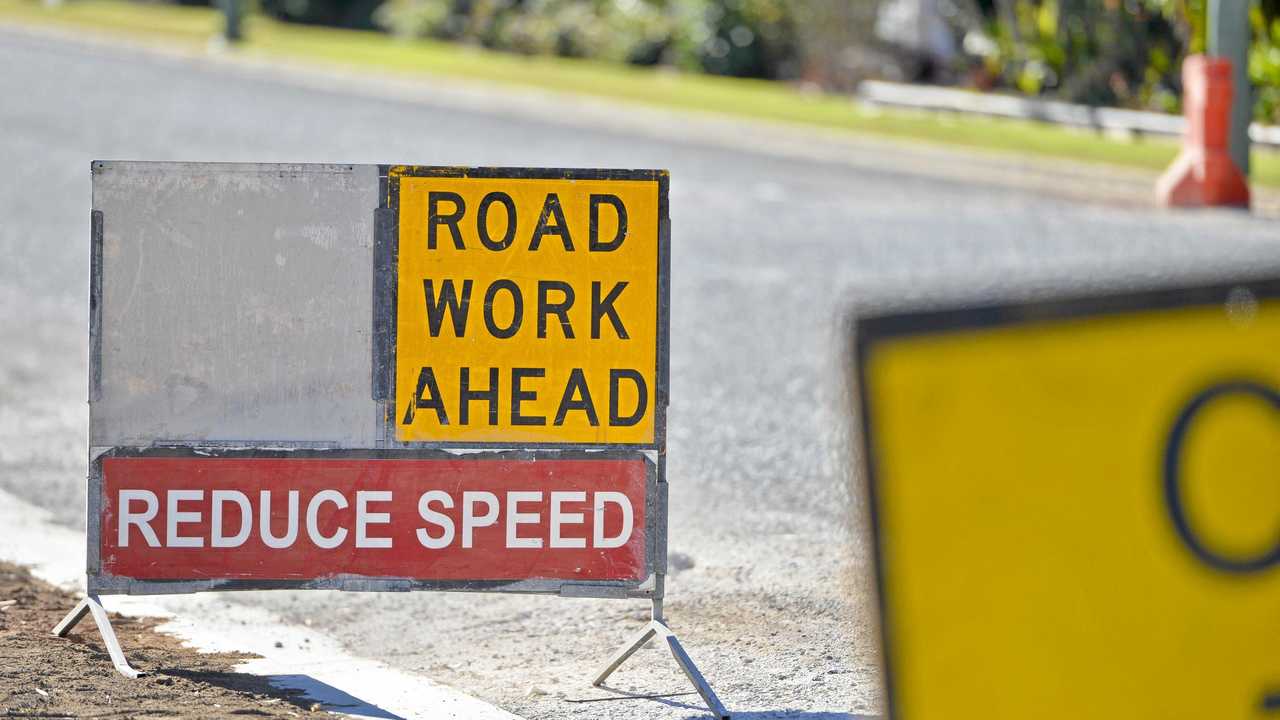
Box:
[0,486,523,720]
[8,21,1276,214]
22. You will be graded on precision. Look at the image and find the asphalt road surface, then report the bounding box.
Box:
[3,28,1280,720]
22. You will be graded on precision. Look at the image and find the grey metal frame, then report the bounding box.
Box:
[83,161,674,602]
[592,574,729,719]
[52,594,143,679]
[67,162,726,717]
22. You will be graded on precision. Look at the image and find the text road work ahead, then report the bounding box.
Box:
[393,173,662,445]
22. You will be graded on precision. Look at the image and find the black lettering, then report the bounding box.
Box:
[476,192,517,251]
[1163,380,1280,574]
[537,281,576,339]
[589,194,627,251]
[592,281,629,339]
[422,279,472,337]
[428,191,466,250]
[609,369,647,426]
[555,368,599,426]
[483,280,523,339]
[529,193,573,251]
[511,367,546,426]
[402,366,448,425]
[459,367,500,426]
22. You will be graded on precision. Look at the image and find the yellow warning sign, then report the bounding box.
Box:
[389,168,665,446]
[856,284,1280,720]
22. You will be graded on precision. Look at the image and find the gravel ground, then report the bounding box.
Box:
[2,27,1279,720]
[0,561,330,718]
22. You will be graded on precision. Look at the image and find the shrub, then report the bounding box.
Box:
[375,0,803,79]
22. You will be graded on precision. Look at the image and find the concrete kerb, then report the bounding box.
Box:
[0,487,522,720]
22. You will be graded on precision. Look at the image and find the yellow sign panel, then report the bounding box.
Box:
[389,168,666,446]
[857,284,1280,720]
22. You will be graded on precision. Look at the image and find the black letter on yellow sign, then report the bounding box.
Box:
[555,368,598,426]
[592,281,629,340]
[530,193,573,251]
[423,279,471,337]
[538,281,575,339]
[403,366,448,425]
[459,367,500,426]
[477,192,516,251]
[589,194,627,252]
[483,280,523,339]
[1163,380,1280,574]
[428,192,466,250]
[610,369,647,427]
[511,367,545,426]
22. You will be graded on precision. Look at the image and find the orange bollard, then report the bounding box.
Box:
[1156,54,1250,208]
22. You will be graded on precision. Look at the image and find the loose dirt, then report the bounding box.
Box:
[0,561,325,719]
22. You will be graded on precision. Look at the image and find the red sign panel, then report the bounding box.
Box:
[100,456,648,582]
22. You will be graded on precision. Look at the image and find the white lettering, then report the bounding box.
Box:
[259,490,299,549]
[117,490,160,548]
[593,491,633,549]
[306,490,348,549]
[549,491,586,549]
[506,491,543,549]
[416,490,455,549]
[461,491,499,548]
[355,490,393,549]
[114,487,635,553]
[166,490,204,548]
[211,490,252,548]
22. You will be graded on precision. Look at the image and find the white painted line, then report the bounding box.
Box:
[0,488,521,720]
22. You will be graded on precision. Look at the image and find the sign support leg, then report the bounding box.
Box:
[591,574,729,719]
[52,594,144,679]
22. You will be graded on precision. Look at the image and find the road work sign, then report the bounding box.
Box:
[88,162,668,597]
[855,280,1280,720]
[384,167,667,447]
[78,163,726,713]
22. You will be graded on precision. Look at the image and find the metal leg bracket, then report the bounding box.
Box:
[52,594,144,679]
[592,591,728,719]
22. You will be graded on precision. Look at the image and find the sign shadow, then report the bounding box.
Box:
[269,674,406,719]
[159,669,405,720]
[575,687,872,720]
[711,707,880,712]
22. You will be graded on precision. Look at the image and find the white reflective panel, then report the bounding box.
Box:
[91,162,379,446]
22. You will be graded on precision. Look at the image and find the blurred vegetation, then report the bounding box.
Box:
[961,0,1280,122]
[11,0,1280,186]
[966,0,1196,113]
[1250,0,1280,122]
[97,0,1280,124]
[351,0,1280,122]
[373,0,806,80]
[370,0,881,88]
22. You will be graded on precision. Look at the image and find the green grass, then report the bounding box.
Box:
[6,0,1280,187]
